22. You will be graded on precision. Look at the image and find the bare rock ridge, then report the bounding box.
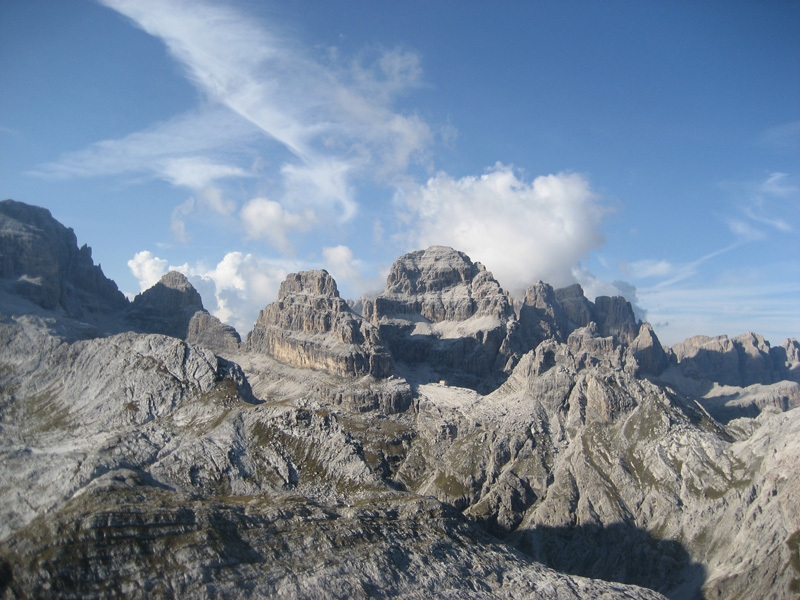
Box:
[670,331,800,387]
[0,199,127,317]
[127,270,241,354]
[247,270,393,380]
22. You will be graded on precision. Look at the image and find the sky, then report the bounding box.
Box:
[1,0,798,346]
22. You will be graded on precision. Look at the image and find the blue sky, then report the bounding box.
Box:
[1,0,798,345]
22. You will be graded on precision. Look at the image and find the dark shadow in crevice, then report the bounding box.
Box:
[510,522,706,600]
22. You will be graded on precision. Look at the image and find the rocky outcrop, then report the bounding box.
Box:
[671,332,798,387]
[0,199,128,316]
[247,270,393,381]
[0,317,662,600]
[517,281,570,348]
[551,283,638,343]
[127,271,240,354]
[518,281,662,376]
[363,246,517,390]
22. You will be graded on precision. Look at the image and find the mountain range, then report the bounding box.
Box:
[1,199,799,599]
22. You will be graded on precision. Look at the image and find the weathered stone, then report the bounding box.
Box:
[0,199,128,316]
[247,270,393,380]
[127,271,241,354]
[518,281,570,348]
[365,246,516,390]
[2,201,799,600]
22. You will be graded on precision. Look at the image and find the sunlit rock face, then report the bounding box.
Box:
[247,270,393,380]
[362,246,518,390]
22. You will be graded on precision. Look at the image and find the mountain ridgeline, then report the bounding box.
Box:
[1,199,799,599]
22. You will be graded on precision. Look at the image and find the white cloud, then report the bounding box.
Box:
[281,159,356,221]
[127,251,168,292]
[639,280,800,346]
[760,120,800,150]
[240,198,317,253]
[400,165,606,294]
[171,198,195,243]
[322,245,361,286]
[131,250,304,334]
[621,259,675,279]
[320,244,385,298]
[759,172,797,197]
[95,0,432,226]
[30,107,259,183]
[726,217,765,241]
[178,252,303,334]
[161,158,250,190]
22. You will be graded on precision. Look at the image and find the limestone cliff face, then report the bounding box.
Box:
[547,283,638,343]
[0,199,127,316]
[247,270,393,381]
[127,271,240,354]
[363,246,517,390]
[671,331,798,387]
[518,281,664,376]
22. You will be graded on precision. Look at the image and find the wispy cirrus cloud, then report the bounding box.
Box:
[29,107,258,186]
[640,279,800,346]
[724,172,797,240]
[760,119,800,151]
[95,0,430,218]
[35,0,433,251]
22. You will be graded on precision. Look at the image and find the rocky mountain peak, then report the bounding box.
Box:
[247,270,395,387]
[127,271,240,354]
[362,246,516,390]
[384,245,480,296]
[131,271,204,313]
[0,199,128,317]
[278,269,339,299]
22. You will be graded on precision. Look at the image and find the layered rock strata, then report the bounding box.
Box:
[517,281,666,376]
[671,332,800,386]
[247,270,393,380]
[362,246,517,390]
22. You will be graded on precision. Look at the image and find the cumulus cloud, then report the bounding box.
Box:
[240,198,317,253]
[320,244,385,298]
[400,165,607,294]
[127,251,168,292]
[129,249,304,334]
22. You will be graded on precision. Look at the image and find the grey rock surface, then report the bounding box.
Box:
[2,201,800,600]
[247,270,394,381]
[363,246,517,390]
[127,270,241,354]
[0,316,661,599]
[0,199,128,318]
